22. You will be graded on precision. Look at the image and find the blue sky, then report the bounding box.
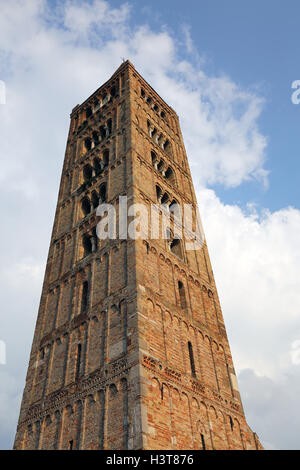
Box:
[1,0,300,450]
[125,0,300,212]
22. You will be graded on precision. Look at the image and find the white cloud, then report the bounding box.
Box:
[0,0,298,450]
[238,369,300,450]
[290,340,300,365]
[63,0,130,37]
[198,188,300,375]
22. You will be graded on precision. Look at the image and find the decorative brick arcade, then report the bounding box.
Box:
[14,61,263,450]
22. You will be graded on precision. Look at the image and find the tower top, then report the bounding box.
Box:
[71,60,177,118]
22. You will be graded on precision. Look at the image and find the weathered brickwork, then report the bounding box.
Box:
[14,61,263,450]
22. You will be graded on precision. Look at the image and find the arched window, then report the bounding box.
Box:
[83,164,93,182]
[100,125,106,139]
[151,151,157,166]
[91,226,98,252]
[157,159,164,172]
[165,167,175,183]
[188,341,196,378]
[84,138,92,152]
[103,149,109,167]
[86,106,92,118]
[82,235,92,257]
[156,185,162,202]
[91,190,99,209]
[81,197,91,216]
[93,100,100,112]
[161,192,169,205]
[141,88,145,98]
[81,281,89,312]
[169,199,178,211]
[99,183,107,203]
[92,131,99,145]
[178,281,187,309]
[93,157,102,176]
[107,118,112,135]
[163,139,171,155]
[170,238,183,259]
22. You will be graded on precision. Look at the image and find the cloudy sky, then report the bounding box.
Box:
[1,0,300,450]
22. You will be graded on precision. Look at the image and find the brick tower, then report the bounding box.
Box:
[14,61,262,450]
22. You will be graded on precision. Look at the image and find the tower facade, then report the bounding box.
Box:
[14,61,262,450]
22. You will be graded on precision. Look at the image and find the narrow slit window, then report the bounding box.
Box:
[99,183,107,203]
[188,341,196,378]
[103,149,109,167]
[81,281,89,312]
[75,344,82,381]
[178,281,187,308]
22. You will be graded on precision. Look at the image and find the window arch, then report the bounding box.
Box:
[75,343,82,380]
[100,125,106,140]
[93,157,102,175]
[81,196,91,216]
[170,238,183,259]
[163,139,171,154]
[86,106,92,118]
[103,149,109,167]
[188,341,196,378]
[161,192,169,204]
[81,281,89,313]
[91,190,99,209]
[165,166,175,183]
[178,281,187,308]
[157,159,164,172]
[107,118,112,135]
[151,150,158,167]
[83,164,93,182]
[156,185,162,202]
[92,131,99,145]
[84,138,92,152]
[99,183,107,203]
[82,234,92,257]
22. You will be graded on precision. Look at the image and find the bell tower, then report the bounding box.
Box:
[14,61,262,450]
